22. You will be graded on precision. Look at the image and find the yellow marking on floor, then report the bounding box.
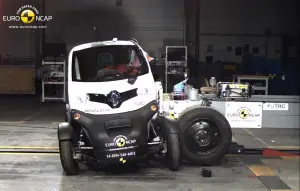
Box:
[0,121,24,124]
[0,153,59,156]
[225,154,240,156]
[0,146,58,150]
[267,146,300,150]
[248,165,276,176]
[281,156,300,160]
[52,122,63,124]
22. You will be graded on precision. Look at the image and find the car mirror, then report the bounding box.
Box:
[149,58,156,65]
[149,60,154,65]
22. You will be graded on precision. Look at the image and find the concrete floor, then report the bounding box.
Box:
[0,154,270,191]
[0,96,299,191]
[0,95,64,123]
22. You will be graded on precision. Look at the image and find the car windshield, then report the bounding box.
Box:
[71,45,148,82]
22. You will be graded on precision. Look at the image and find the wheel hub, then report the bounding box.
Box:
[194,129,211,146]
[185,120,221,155]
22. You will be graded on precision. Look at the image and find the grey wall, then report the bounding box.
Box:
[1,0,299,58]
[0,0,39,58]
[199,0,299,35]
[198,36,283,62]
[45,0,185,58]
[186,0,299,61]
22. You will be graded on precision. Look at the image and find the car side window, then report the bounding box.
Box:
[74,57,81,80]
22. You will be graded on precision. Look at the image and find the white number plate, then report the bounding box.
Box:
[106,151,136,159]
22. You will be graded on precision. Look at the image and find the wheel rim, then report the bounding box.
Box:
[72,142,80,160]
[184,119,221,156]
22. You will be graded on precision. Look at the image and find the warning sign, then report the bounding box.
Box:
[225,102,262,128]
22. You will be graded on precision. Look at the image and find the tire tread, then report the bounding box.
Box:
[59,140,79,175]
[166,133,180,171]
[179,108,232,165]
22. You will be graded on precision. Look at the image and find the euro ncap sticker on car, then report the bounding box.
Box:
[105,135,136,148]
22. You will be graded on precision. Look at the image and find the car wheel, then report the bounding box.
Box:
[59,140,79,175]
[179,108,232,165]
[165,133,180,171]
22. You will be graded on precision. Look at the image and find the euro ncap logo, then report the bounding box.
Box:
[2,5,52,25]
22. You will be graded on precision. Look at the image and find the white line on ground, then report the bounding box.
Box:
[243,128,268,146]
[0,121,23,124]
[21,111,43,121]
[0,146,58,149]
[0,153,59,156]
[52,122,63,124]
[0,173,62,178]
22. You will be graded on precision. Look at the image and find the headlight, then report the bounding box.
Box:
[77,94,89,104]
[137,88,148,96]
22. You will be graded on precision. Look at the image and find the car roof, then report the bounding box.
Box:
[71,40,136,52]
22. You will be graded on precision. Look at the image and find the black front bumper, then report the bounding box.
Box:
[71,100,157,163]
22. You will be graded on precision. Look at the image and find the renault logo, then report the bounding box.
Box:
[107,90,121,107]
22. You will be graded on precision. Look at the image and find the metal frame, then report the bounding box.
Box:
[165,46,188,92]
[41,60,66,102]
[233,76,269,95]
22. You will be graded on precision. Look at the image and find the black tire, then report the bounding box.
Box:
[59,140,79,175]
[179,108,232,165]
[165,133,180,171]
